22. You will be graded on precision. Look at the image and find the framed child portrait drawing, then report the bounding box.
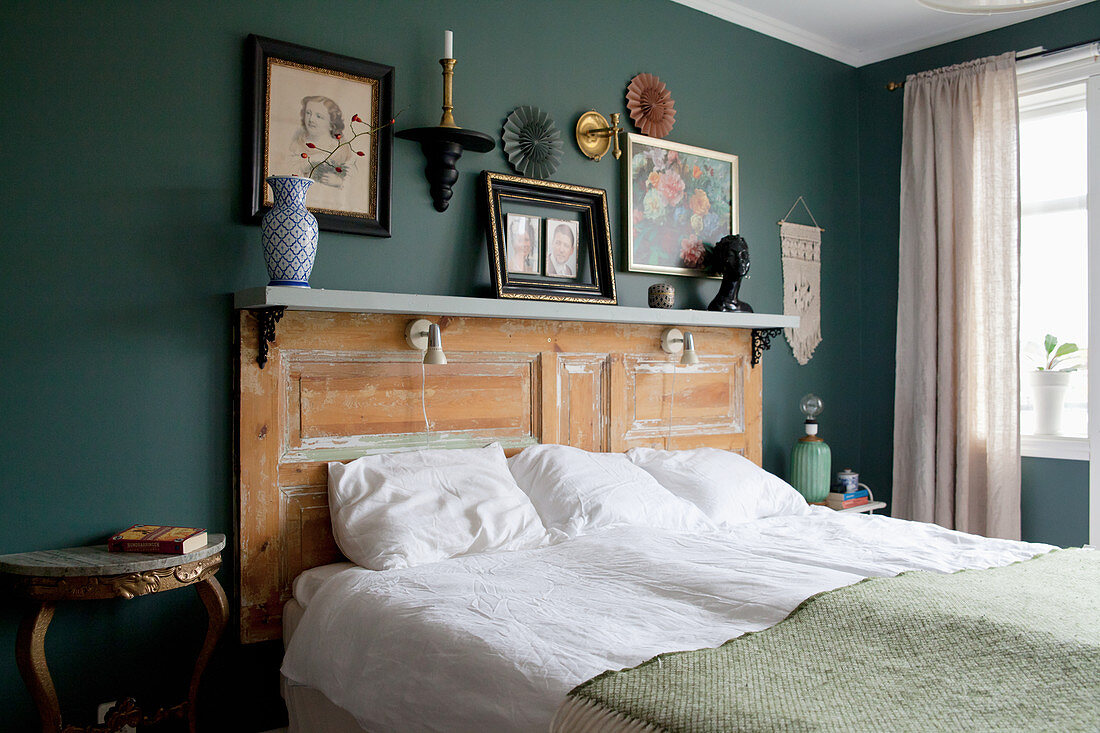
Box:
[247,35,395,237]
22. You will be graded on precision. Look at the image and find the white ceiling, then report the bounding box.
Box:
[670,0,1097,67]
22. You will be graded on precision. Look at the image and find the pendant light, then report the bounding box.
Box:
[917,0,1078,13]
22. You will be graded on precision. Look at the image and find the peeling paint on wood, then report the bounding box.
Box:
[238,310,763,643]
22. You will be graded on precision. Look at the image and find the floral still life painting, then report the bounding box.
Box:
[625,134,738,277]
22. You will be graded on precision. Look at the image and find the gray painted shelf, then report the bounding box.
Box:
[234,287,800,330]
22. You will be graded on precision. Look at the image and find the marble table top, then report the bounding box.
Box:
[0,534,226,577]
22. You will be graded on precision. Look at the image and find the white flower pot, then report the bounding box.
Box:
[1029,370,1071,435]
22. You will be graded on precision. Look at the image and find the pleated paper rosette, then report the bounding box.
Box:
[502,106,563,179]
[626,73,676,138]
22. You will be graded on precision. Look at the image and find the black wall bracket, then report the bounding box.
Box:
[253,307,286,369]
[751,328,784,367]
[395,127,495,212]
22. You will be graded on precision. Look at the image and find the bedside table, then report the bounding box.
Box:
[0,534,227,733]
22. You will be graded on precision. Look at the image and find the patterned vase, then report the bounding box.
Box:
[261,176,318,287]
[789,436,832,503]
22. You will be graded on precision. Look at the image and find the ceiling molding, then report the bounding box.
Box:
[669,0,864,66]
[851,2,1096,65]
[670,0,1097,68]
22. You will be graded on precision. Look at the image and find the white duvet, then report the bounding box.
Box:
[281,509,1053,732]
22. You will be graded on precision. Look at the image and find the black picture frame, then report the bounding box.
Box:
[247,35,394,237]
[482,172,617,304]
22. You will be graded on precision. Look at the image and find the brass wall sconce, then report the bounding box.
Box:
[575,110,623,162]
[396,49,494,212]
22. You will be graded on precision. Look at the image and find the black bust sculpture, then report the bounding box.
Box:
[707,234,753,313]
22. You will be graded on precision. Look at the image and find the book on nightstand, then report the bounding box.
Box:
[825,489,870,510]
[108,525,208,554]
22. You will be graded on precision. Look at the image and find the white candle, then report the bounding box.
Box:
[444,30,453,59]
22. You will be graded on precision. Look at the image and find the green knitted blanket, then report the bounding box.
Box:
[568,549,1099,732]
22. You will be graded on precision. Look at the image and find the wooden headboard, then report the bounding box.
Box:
[237,309,762,643]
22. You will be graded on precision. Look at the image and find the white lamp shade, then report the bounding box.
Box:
[424,323,447,365]
[680,332,699,365]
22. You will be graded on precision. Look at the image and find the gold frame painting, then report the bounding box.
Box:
[624,133,739,277]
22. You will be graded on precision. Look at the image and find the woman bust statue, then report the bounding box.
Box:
[707,234,753,313]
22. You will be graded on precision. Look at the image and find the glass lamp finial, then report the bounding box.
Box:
[800,393,823,420]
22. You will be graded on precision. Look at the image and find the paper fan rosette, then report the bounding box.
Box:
[626,73,676,138]
[502,106,563,179]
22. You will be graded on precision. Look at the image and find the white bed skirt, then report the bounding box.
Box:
[283,599,367,733]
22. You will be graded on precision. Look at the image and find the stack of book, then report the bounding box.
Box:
[825,487,870,510]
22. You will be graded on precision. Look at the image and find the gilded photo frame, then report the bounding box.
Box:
[482,172,617,304]
[247,35,394,237]
[624,133,738,277]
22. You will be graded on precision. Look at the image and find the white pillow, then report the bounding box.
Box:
[328,444,548,570]
[506,444,714,537]
[627,447,810,526]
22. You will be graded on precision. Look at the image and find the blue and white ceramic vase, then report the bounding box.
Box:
[261,175,318,287]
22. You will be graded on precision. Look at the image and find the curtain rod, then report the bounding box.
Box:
[884,36,1100,91]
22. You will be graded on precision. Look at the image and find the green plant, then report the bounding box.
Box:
[1033,334,1087,371]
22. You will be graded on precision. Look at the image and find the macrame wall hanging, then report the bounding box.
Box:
[779,197,823,365]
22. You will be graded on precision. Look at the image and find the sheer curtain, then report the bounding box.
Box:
[893,52,1021,539]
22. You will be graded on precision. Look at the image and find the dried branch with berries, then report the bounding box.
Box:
[299,113,399,180]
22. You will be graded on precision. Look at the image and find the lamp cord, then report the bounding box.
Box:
[667,362,677,447]
[421,360,431,447]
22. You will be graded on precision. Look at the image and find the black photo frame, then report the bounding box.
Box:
[482,172,617,304]
[247,35,394,237]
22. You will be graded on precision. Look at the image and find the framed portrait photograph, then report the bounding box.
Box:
[482,172,616,304]
[505,214,542,275]
[544,218,580,279]
[248,35,394,237]
[624,133,739,277]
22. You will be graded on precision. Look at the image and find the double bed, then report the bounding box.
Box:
[236,307,1096,732]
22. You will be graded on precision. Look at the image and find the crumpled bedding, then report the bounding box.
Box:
[281,508,1052,732]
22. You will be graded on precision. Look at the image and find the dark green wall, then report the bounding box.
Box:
[2,1,1093,728]
[0,1,860,728]
[854,3,1099,547]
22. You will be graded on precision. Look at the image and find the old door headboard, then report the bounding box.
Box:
[237,306,768,643]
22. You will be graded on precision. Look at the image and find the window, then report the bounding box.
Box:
[1016,45,1099,461]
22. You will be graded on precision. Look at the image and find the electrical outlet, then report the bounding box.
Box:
[96,701,136,733]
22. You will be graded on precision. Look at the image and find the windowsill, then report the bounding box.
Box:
[1021,434,1089,460]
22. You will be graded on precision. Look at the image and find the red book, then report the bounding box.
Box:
[839,497,870,509]
[827,496,871,509]
[108,525,208,554]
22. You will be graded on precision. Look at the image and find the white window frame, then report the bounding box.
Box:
[1089,73,1099,546]
[1016,44,1099,545]
[1016,46,1098,470]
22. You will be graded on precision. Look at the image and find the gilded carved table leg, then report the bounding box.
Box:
[16,601,61,733]
[188,575,228,733]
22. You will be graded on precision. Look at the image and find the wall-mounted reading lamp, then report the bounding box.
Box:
[405,319,447,364]
[406,319,447,445]
[660,327,699,447]
[660,327,699,365]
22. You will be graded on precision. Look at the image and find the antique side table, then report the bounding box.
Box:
[0,534,227,733]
